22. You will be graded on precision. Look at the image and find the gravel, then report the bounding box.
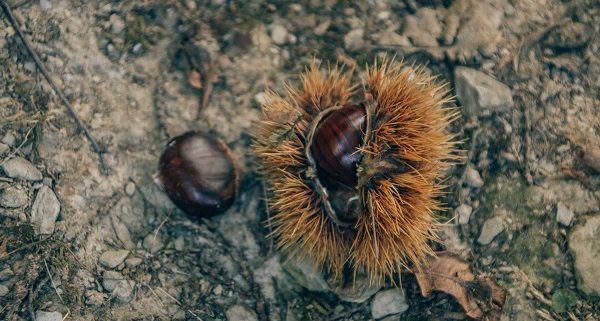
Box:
[99,250,130,269]
[30,186,61,235]
[455,67,514,116]
[370,288,409,319]
[477,216,504,245]
[464,165,485,188]
[1,157,43,181]
[455,204,473,225]
[102,270,135,302]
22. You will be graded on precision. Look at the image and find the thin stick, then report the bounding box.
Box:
[0,1,110,175]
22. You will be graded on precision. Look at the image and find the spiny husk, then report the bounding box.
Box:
[253,58,458,284]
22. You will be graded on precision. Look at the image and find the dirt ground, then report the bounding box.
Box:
[0,0,599,320]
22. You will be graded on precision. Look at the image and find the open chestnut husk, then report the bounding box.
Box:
[155,131,239,218]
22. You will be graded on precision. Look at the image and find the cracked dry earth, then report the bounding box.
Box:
[0,0,599,321]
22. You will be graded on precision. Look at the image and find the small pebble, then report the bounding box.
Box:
[455,204,473,225]
[125,182,136,196]
[225,304,258,321]
[0,268,14,281]
[344,28,365,51]
[213,284,223,296]
[125,257,143,268]
[30,185,61,235]
[0,187,29,208]
[1,157,43,181]
[370,288,409,319]
[143,233,164,254]
[556,202,574,226]
[478,216,504,245]
[35,311,62,321]
[109,14,125,34]
[0,284,8,297]
[1,132,16,146]
[464,166,484,188]
[99,250,130,269]
[102,270,135,302]
[269,24,288,45]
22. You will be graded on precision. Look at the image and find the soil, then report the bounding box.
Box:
[0,0,599,320]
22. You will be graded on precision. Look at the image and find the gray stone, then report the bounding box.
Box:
[225,304,258,321]
[109,14,125,34]
[455,67,513,116]
[455,204,473,225]
[125,257,143,268]
[99,250,129,269]
[0,187,28,208]
[1,132,16,146]
[34,311,62,321]
[478,216,504,245]
[569,214,600,296]
[556,202,574,226]
[332,273,381,303]
[283,258,329,292]
[30,186,60,235]
[0,284,8,297]
[0,268,14,281]
[125,182,136,196]
[344,28,365,51]
[39,0,52,11]
[464,166,484,188]
[1,157,43,181]
[371,288,409,319]
[403,8,442,47]
[269,24,288,45]
[102,270,135,301]
[111,215,134,249]
[143,233,164,254]
[0,143,8,155]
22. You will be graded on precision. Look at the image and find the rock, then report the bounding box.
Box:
[254,92,268,106]
[0,187,29,208]
[569,214,600,296]
[455,67,513,116]
[1,132,15,146]
[582,146,600,173]
[1,157,43,181]
[344,28,365,51]
[30,186,60,235]
[543,22,592,50]
[0,284,8,297]
[0,268,14,281]
[111,215,134,249]
[102,270,135,302]
[143,233,164,254]
[213,284,223,295]
[313,19,331,36]
[39,0,52,11]
[477,216,504,245]
[556,202,574,226]
[269,24,288,45]
[124,182,136,196]
[125,257,143,268]
[0,143,8,155]
[225,304,258,321]
[455,204,473,225]
[464,166,484,188]
[283,258,329,292]
[331,273,381,303]
[109,14,125,34]
[34,311,62,321]
[99,250,129,269]
[370,288,409,319]
[403,8,442,47]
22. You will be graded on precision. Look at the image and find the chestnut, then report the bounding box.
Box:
[155,131,239,218]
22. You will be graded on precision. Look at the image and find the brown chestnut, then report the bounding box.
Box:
[155,131,239,218]
[309,104,366,189]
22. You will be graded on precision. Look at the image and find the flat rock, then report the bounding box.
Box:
[331,273,381,303]
[478,216,504,245]
[464,166,484,188]
[569,214,600,296]
[269,24,288,45]
[35,311,62,321]
[0,187,29,208]
[556,202,574,226]
[99,250,129,269]
[30,186,60,235]
[0,143,8,155]
[371,288,409,319]
[455,67,513,116]
[102,270,135,302]
[455,204,473,225]
[225,304,258,321]
[143,233,164,254]
[283,258,329,292]
[344,28,364,51]
[1,157,43,181]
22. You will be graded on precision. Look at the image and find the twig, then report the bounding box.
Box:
[0,0,110,175]
[196,61,219,120]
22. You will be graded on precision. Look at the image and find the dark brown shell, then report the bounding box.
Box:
[156,131,239,218]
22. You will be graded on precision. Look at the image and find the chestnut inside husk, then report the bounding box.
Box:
[155,131,239,218]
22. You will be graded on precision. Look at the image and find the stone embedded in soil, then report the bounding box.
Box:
[455,204,473,225]
[344,28,365,51]
[0,187,28,208]
[0,284,8,297]
[464,165,484,188]
[143,233,165,254]
[102,270,135,302]
[331,273,381,303]
[111,215,134,249]
[1,157,43,181]
[0,268,14,281]
[568,214,600,296]
[402,8,442,47]
[283,258,329,292]
[30,185,61,235]
[0,143,8,155]
[556,202,574,226]
[477,216,504,245]
[269,24,288,45]
[34,311,62,321]
[225,304,258,321]
[455,67,513,116]
[99,250,130,269]
[370,288,409,319]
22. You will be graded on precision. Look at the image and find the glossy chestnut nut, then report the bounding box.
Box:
[309,104,366,189]
[155,131,239,218]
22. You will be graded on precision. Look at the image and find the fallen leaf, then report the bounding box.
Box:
[414,252,506,320]
[187,70,203,89]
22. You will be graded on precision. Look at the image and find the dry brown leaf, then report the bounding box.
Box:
[187,70,203,89]
[414,252,506,320]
